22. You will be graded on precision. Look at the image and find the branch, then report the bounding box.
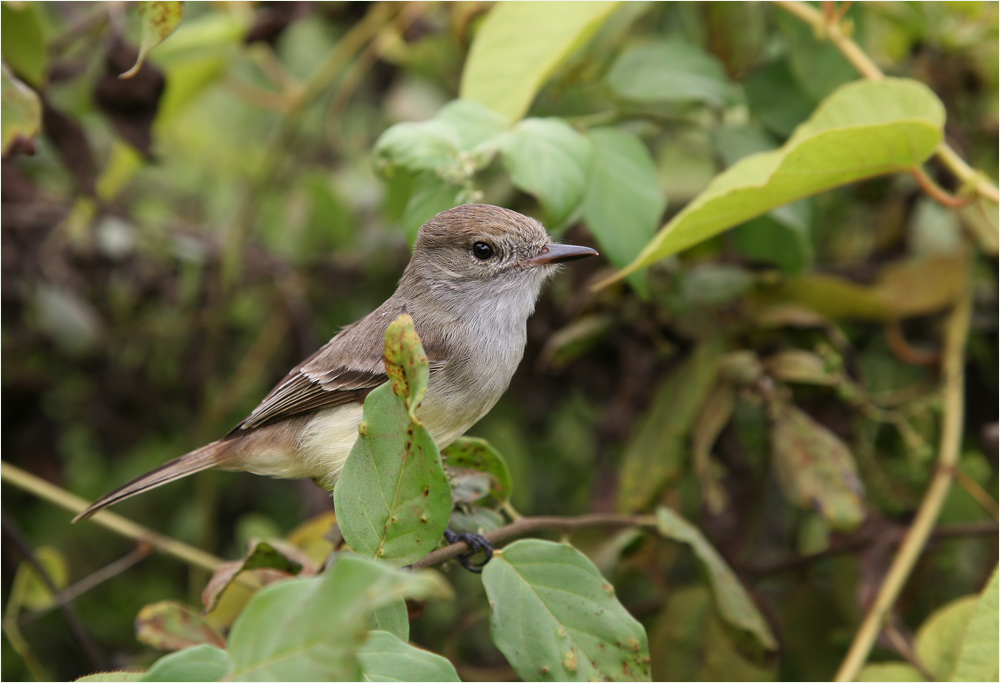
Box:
[408,513,654,570]
[834,282,974,681]
[774,1,1000,206]
[1,461,226,573]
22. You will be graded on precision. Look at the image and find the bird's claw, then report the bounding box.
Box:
[443,529,493,573]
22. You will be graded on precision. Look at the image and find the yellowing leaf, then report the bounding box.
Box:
[121,2,184,79]
[1,63,41,155]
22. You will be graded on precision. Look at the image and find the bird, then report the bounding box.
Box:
[74,204,598,522]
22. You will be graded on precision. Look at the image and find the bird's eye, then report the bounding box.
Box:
[472,242,495,260]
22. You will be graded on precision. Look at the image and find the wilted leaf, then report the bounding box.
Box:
[604,78,946,284]
[769,402,866,532]
[618,339,724,512]
[201,540,311,613]
[582,127,666,293]
[655,507,777,651]
[461,1,620,121]
[762,350,840,386]
[12,546,69,612]
[952,566,999,682]
[538,314,615,370]
[334,314,452,566]
[692,383,735,514]
[2,63,42,156]
[121,2,185,79]
[442,437,513,504]
[141,644,227,682]
[498,117,592,228]
[226,554,451,681]
[483,539,651,682]
[136,600,225,651]
[766,255,968,321]
[41,100,97,195]
[358,631,461,682]
[607,39,739,107]
[285,511,338,567]
[649,587,776,681]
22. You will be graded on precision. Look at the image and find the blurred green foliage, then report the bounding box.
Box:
[2,1,997,681]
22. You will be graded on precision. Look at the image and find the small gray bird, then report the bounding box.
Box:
[75,204,597,521]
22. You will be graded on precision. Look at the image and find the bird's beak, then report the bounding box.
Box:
[526,243,599,267]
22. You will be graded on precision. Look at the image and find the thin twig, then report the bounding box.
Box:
[952,467,1000,520]
[1,461,226,573]
[2,513,107,670]
[910,168,974,209]
[834,283,973,682]
[20,544,154,625]
[408,514,654,570]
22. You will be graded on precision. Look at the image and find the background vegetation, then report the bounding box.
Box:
[2,1,997,681]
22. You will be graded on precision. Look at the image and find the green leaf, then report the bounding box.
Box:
[618,339,724,512]
[370,599,410,643]
[483,539,651,682]
[498,118,592,229]
[649,587,776,681]
[121,2,185,79]
[358,631,461,682]
[76,673,144,682]
[605,78,946,283]
[226,554,452,681]
[857,662,927,682]
[1,63,42,155]
[733,200,814,275]
[776,8,860,102]
[141,645,228,682]
[400,172,464,244]
[770,402,866,532]
[655,507,778,651]
[334,314,452,566]
[953,566,999,682]
[581,127,666,293]
[607,39,738,107]
[14,546,69,611]
[460,1,621,121]
[915,595,978,681]
[744,59,816,138]
[442,437,513,504]
[0,3,47,87]
[136,600,226,651]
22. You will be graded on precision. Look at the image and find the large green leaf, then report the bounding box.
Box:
[141,645,228,682]
[618,339,724,512]
[334,314,452,566]
[655,507,777,651]
[0,3,47,87]
[953,566,999,682]
[226,554,451,681]
[358,631,461,682]
[498,118,592,229]
[1,63,41,155]
[607,39,739,107]
[581,127,666,293]
[604,78,946,283]
[916,595,978,681]
[483,539,651,682]
[461,1,621,121]
[770,401,866,532]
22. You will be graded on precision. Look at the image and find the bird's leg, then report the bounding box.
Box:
[443,529,493,573]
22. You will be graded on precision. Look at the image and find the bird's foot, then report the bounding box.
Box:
[443,529,493,573]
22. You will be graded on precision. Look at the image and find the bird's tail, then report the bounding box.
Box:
[72,440,232,522]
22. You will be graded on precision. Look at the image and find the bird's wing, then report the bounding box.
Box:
[227,309,447,434]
